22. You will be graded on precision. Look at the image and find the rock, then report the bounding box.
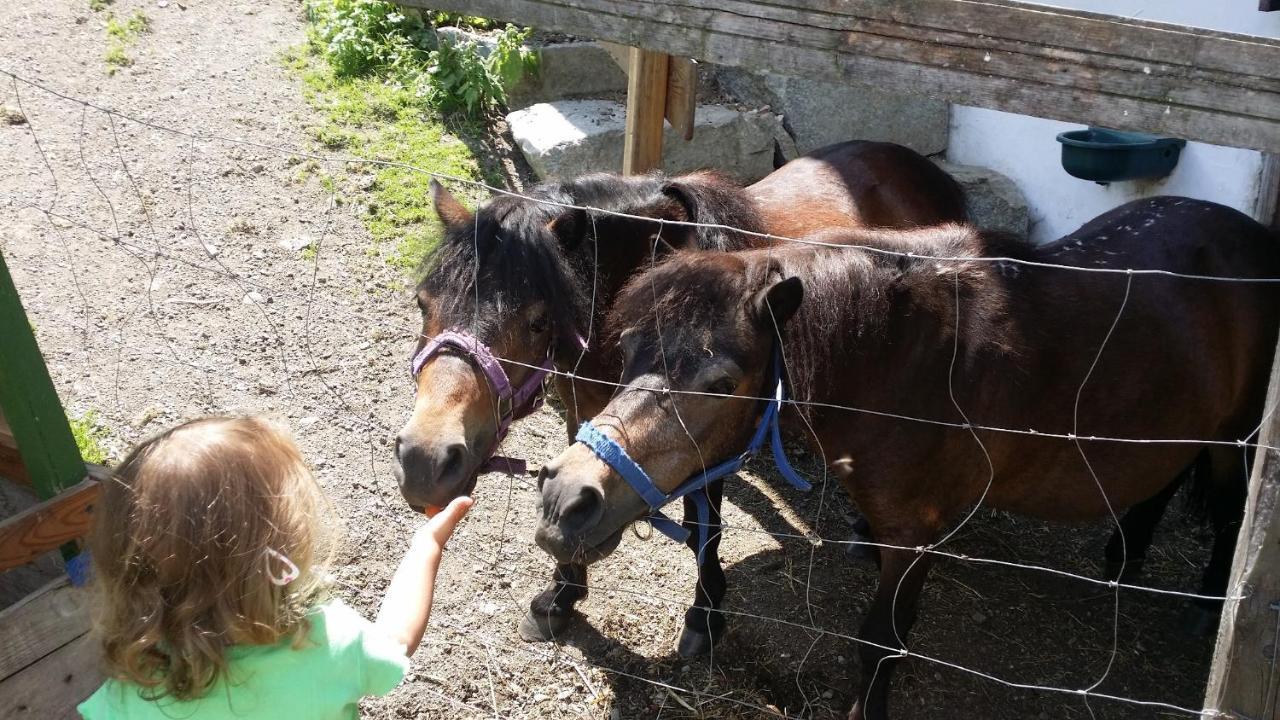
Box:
[279,235,313,252]
[1,105,26,125]
[936,161,1030,236]
[507,42,628,109]
[508,100,792,183]
[716,67,949,157]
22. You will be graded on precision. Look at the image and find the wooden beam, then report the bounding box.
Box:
[623,47,668,174]
[0,251,83,502]
[0,578,91,682]
[600,42,698,142]
[1203,332,1280,717]
[395,0,1280,153]
[0,633,101,719]
[0,478,99,574]
[665,57,697,142]
[1259,154,1280,230]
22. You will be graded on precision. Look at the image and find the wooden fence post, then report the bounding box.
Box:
[1203,332,1280,719]
[0,249,85,570]
[622,47,668,175]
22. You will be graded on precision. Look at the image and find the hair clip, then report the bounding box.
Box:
[263,547,300,587]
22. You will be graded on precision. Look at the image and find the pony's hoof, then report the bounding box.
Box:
[1183,604,1220,637]
[518,608,574,643]
[677,626,718,657]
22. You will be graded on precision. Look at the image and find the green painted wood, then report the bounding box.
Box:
[0,250,83,502]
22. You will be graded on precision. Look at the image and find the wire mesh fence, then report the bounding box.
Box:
[2,65,1272,719]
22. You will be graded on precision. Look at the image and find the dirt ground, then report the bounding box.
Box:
[0,1,1221,718]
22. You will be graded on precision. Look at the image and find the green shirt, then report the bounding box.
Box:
[78,600,408,720]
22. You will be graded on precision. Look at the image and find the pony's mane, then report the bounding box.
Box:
[418,170,764,344]
[612,224,1029,405]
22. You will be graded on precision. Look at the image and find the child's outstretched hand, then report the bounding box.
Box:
[416,496,473,552]
[379,495,474,656]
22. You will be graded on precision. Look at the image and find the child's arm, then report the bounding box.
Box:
[375,496,473,656]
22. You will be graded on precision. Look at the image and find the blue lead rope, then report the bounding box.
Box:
[574,349,811,564]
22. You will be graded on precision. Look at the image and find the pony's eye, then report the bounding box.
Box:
[706,377,737,397]
[528,312,549,334]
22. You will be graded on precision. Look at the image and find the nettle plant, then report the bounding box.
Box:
[310,0,536,118]
[419,25,537,117]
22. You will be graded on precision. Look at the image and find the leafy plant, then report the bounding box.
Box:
[310,0,432,77]
[417,25,536,117]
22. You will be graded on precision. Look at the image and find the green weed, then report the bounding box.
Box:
[69,411,110,465]
[285,3,518,271]
[103,10,150,74]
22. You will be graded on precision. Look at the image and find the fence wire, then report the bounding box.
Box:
[1,66,1264,719]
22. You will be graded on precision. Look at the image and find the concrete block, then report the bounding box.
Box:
[433,30,627,110]
[716,67,949,157]
[936,161,1030,236]
[507,43,628,109]
[508,100,789,183]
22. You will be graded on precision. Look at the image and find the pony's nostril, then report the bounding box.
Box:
[440,443,465,479]
[561,486,602,531]
[393,435,403,460]
[537,462,556,492]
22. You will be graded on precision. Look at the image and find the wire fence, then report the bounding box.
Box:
[2,65,1272,719]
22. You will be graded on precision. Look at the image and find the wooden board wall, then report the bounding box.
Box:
[397,0,1280,153]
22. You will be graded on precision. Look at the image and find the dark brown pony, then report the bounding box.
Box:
[397,141,967,651]
[535,197,1280,719]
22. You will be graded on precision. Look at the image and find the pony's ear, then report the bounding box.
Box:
[431,179,473,229]
[754,276,804,330]
[547,207,588,250]
[660,181,698,223]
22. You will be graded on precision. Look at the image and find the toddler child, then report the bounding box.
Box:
[77,416,471,719]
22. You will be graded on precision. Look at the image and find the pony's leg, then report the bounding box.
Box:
[848,544,935,720]
[1187,447,1249,635]
[519,562,588,642]
[1104,464,1189,582]
[678,480,728,657]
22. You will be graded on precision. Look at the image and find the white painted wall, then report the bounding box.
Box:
[948,107,1266,243]
[947,1,1275,243]
[1026,0,1279,37]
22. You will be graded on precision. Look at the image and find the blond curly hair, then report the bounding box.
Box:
[88,416,333,700]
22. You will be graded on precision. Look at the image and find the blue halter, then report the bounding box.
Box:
[574,348,811,564]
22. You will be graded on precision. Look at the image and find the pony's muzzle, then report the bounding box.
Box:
[535,458,607,562]
[394,432,473,510]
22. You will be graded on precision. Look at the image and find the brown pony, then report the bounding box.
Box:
[398,141,967,651]
[535,197,1280,719]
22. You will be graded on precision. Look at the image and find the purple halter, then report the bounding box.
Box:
[410,328,574,475]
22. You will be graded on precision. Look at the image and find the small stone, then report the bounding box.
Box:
[1,105,26,125]
[279,236,312,252]
[157,0,168,6]
[249,163,265,174]
[971,611,988,624]
[200,241,220,256]
[556,689,574,701]
[822,690,834,699]
[242,291,265,305]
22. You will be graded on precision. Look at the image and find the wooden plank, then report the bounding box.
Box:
[0,578,91,682]
[622,46,668,174]
[394,0,1280,153]
[599,42,698,141]
[1203,332,1280,718]
[0,251,83,502]
[1258,154,1280,229]
[0,633,101,719]
[0,478,99,573]
[597,40,630,71]
[665,57,697,141]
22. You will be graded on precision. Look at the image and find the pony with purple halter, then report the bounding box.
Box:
[411,328,582,475]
